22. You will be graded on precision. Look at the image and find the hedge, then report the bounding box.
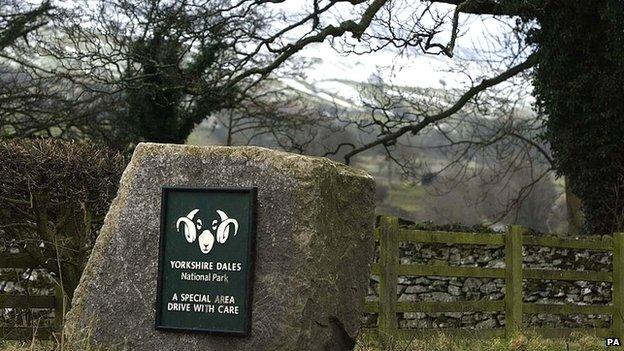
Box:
[0,139,125,302]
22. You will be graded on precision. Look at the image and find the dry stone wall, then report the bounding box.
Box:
[363,223,613,330]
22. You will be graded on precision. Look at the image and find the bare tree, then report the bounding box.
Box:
[0,0,64,139]
[0,0,51,51]
[2,1,564,228]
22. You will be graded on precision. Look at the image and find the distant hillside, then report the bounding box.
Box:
[187,55,561,233]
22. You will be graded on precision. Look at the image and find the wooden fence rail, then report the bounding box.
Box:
[365,215,622,341]
[0,253,63,340]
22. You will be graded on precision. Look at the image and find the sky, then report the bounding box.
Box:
[273,1,521,89]
[269,1,531,108]
[44,0,529,104]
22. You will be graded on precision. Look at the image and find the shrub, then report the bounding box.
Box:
[0,139,125,302]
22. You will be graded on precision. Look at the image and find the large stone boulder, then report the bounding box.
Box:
[64,143,375,351]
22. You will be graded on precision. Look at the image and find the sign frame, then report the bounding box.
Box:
[154,186,257,336]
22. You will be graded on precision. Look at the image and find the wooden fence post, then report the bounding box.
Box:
[505,225,524,338]
[613,233,624,340]
[378,216,399,343]
[53,282,64,330]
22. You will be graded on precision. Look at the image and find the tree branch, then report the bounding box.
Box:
[430,0,543,17]
[0,1,53,51]
[344,52,539,164]
[227,0,388,88]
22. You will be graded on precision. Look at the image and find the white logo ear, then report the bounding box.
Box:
[215,210,239,244]
[187,209,200,219]
[198,230,215,254]
[176,208,200,243]
[216,210,228,221]
[176,216,197,243]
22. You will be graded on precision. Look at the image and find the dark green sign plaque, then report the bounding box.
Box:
[155,187,256,336]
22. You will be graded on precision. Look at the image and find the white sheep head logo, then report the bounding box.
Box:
[175,209,239,254]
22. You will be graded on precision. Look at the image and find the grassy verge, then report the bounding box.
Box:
[1,332,611,351]
[0,340,56,351]
[354,332,609,351]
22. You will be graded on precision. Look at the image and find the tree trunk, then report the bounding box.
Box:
[533,0,624,234]
[564,177,584,236]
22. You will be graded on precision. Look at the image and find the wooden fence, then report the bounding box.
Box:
[364,216,624,340]
[0,253,63,340]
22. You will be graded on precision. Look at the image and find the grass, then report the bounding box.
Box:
[385,184,426,214]
[0,340,56,351]
[377,181,427,217]
[0,332,611,351]
[355,332,610,350]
